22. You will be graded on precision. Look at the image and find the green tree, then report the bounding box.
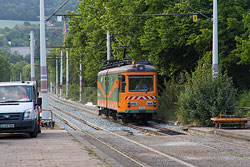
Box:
[22,64,31,81]
[11,60,28,81]
[236,90,250,117]
[177,61,237,126]
[0,51,11,81]
[0,0,78,21]
[63,0,249,121]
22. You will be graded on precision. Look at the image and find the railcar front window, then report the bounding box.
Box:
[129,75,154,92]
[0,86,32,103]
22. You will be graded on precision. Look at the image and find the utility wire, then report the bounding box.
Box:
[122,13,198,17]
[46,0,69,21]
[113,34,134,59]
[175,0,212,20]
[122,1,212,20]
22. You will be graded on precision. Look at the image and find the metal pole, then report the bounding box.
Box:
[107,31,111,60]
[66,49,69,97]
[61,19,67,97]
[30,31,35,81]
[63,21,66,43]
[60,49,63,97]
[50,76,52,93]
[79,59,82,102]
[212,0,218,76]
[40,0,48,109]
[56,57,58,95]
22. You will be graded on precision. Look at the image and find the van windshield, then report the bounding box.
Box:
[0,85,33,103]
[129,75,154,92]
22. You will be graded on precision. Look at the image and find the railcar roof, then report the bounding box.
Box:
[98,64,157,76]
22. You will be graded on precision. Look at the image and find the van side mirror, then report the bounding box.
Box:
[36,97,42,106]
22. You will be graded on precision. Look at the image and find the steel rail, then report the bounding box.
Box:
[51,110,80,131]
[50,95,166,136]
[123,123,166,136]
[150,124,188,135]
[49,95,97,115]
[49,94,183,136]
[51,94,250,162]
[49,98,197,167]
[50,103,101,130]
[50,103,148,167]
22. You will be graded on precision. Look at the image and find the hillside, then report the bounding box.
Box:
[0,0,78,47]
[0,0,78,21]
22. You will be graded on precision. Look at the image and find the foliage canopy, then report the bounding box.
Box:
[66,0,250,89]
[0,51,11,81]
[177,62,237,126]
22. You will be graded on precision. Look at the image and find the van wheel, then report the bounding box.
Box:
[29,122,38,138]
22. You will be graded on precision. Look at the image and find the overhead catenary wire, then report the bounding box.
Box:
[122,13,199,17]
[46,0,69,21]
[175,0,212,20]
[112,34,134,59]
[122,0,212,20]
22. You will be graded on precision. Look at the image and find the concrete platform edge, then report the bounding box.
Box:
[214,130,250,141]
[188,127,250,141]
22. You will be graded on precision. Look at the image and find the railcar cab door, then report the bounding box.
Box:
[119,75,126,111]
[120,75,126,93]
[105,75,109,109]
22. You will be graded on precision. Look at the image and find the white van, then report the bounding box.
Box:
[0,81,42,138]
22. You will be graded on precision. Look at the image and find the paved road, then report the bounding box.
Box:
[0,130,108,167]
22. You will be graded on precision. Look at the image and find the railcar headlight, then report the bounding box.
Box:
[131,102,137,106]
[153,101,157,107]
[146,101,153,106]
[24,109,35,120]
[127,102,131,108]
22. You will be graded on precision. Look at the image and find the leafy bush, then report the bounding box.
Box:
[81,87,97,105]
[235,90,250,117]
[177,62,237,126]
[68,84,80,101]
[156,78,180,121]
[67,84,97,105]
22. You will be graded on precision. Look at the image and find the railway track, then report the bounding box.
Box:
[49,104,148,167]
[49,99,173,137]
[49,94,185,136]
[49,94,97,115]
[50,103,102,130]
[48,93,250,166]
[49,98,196,167]
[52,110,79,131]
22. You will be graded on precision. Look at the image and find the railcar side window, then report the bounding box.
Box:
[129,75,154,92]
[121,75,126,93]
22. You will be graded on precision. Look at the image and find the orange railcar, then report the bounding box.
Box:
[97,59,158,123]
